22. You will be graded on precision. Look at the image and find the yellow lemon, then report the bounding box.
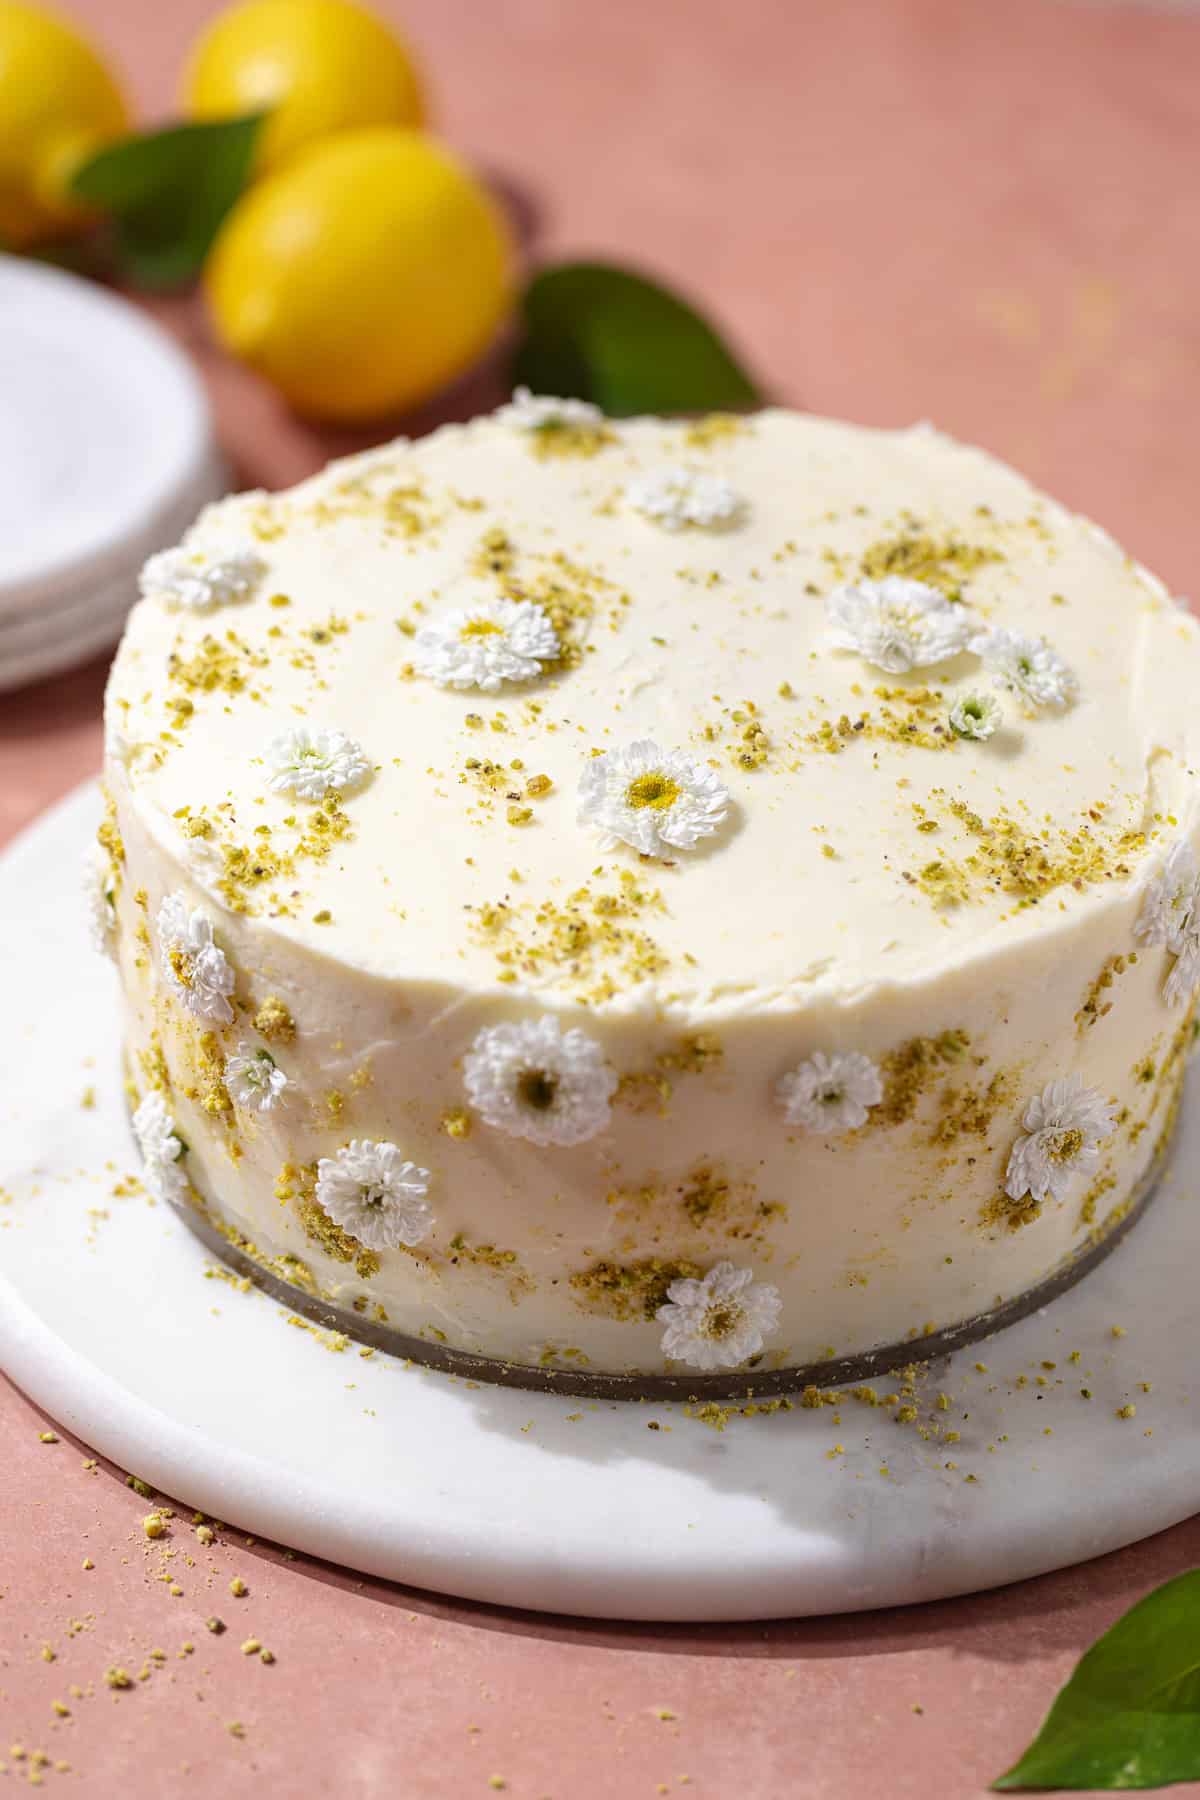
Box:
[184,0,425,175]
[206,128,512,421]
[0,0,127,247]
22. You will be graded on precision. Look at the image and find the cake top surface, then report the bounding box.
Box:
[105,404,1200,1019]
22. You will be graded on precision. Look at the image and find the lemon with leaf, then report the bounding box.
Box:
[184,0,425,174]
[0,0,127,247]
[206,127,512,421]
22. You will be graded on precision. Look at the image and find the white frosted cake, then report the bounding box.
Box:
[95,399,1200,1394]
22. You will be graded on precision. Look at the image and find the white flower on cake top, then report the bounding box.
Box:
[495,387,603,432]
[316,1140,432,1252]
[225,1045,289,1114]
[626,466,745,531]
[132,1092,188,1204]
[776,1050,883,1134]
[156,893,235,1024]
[577,739,730,857]
[139,544,265,613]
[1004,1075,1114,1207]
[825,576,972,674]
[266,726,370,801]
[414,597,560,692]
[971,627,1077,713]
[84,845,117,958]
[948,691,1002,741]
[1136,839,1200,1007]
[657,1261,782,1372]
[463,1015,616,1147]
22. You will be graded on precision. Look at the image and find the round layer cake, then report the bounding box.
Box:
[96,399,1200,1394]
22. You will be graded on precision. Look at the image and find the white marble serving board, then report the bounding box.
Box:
[2,782,1198,1622]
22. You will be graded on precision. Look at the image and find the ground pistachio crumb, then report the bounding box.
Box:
[206,1617,225,1634]
[142,1513,166,1539]
[229,1576,248,1597]
[37,1431,58,1444]
[240,1638,262,1656]
[104,1667,133,1690]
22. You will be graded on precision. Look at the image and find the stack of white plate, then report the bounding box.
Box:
[0,256,226,694]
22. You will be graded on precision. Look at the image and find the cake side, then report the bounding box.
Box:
[96,404,1200,1383]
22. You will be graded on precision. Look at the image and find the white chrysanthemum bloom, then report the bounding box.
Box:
[970,627,1078,712]
[413,597,560,692]
[132,1092,188,1204]
[657,1261,782,1372]
[577,739,730,856]
[225,1044,288,1114]
[139,544,266,613]
[462,1015,617,1147]
[626,466,746,532]
[315,1140,433,1251]
[1136,841,1200,1007]
[266,726,371,800]
[156,892,235,1024]
[1004,1075,1115,1206]
[495,386,603,431]
[825,576,973,674]
[948,691,1002,741]
[775,1050,883,1134]
[84,846,117,958]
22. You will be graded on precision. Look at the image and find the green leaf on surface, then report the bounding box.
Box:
[70,114,265,289]
[512,260,762,417]
[994,1569,1200,1791]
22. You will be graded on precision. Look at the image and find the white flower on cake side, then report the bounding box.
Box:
[776,1050,883,1134]
[495,387,603,432]
[626,466,745,532]
[825,576,973,674]
[577,739,729,856]
[657,1261,782,1372]
[413,596,560,692]
[948,691,1002,741]
[1135,838,1200,1006]
[1004,1075,1115,1207]
[84,845,117,959]
[132,1092,188,1204]
[156,893,235,1024]
[316,1140,433,1252]
[970,627,1077,713]
[266,726,371,800]
[225,1044,289,1114]
[139,544,266,613]
[463,1015,617,1146]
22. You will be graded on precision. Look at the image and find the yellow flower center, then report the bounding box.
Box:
[460,618,504,639]
[517,1068,559,1112]
[702,1303,742,1341]
[625,772,681,812]
[1045,1127,1084,1165]
[168,948,195,990]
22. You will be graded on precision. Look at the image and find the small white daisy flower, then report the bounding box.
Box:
[413,596,560,692]
[315,1139,433,1252]
[825,576,973,674]
[139,544,266,613]
[84,845,117,959]
[132,1092,188,1204]
[463,1015,617,1146]
[495,387,604,431]
[1004,1074,1115,1206]
[1136,840,1197,949]
[657,1261,782,1372]
[970,627,1078,712]
[948,691,1002,741]
[265,725,371,801]
[775,1050,883,1134]
[224,1044,288,1114]
[626,466,746,532]
[577,739,730,856]
[157,892,235,1024]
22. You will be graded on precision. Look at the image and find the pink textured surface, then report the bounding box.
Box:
[5,1,1200,1793]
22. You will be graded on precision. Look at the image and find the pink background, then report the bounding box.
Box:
[5,1,1200,1793]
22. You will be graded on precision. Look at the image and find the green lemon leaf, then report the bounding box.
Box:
[994,1569,1200,1790]
[512,261,762,416]
[70,114,265,290]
